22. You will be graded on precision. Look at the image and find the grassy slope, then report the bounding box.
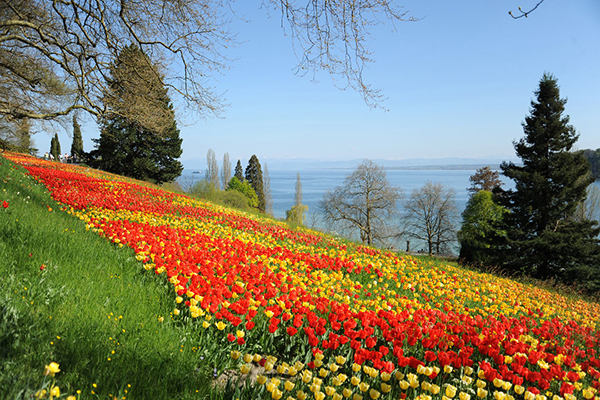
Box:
[0,157,220,399]
[1,154,598,399]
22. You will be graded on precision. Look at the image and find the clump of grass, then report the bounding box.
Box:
[0,157,224,399]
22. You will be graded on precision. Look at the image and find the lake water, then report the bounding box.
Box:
[179,167,600,253]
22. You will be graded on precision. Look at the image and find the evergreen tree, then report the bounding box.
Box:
[90,45,183,184]
[499,73,600,283]
[70,115,84,159]
[50,133,61,161]
[234,160,244,182]
[245,155,265,213]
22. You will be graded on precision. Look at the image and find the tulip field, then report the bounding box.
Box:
[3,151,600,400]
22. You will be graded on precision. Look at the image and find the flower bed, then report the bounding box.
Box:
[5,152,600,400]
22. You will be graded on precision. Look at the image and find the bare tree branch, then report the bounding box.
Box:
[1,1,416,130]
[509,0,545,19]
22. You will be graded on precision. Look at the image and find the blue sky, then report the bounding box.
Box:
[38,0,600,168]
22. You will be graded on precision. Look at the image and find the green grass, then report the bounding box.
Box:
[0,157,225,399]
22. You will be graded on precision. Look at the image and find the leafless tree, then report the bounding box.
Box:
[206,148,219,190]
[295,172,302,206]
[321,159,402,246]
[287,171,307,225]
[404,181,458,256]
[221,152,232,189]
[263,162,273,216]
[574,184,600,224]
[1,0,415,130]
[468,166,503,194]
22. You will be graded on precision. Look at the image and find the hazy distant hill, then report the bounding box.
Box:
[181,157,518,171]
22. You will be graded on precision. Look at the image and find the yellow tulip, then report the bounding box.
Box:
[240,363,251,374]
[460,392,472,400]
[284,380,295,391]
[49,386,60,400]
[446,384,458,398]
[44,362,60,377]
[515,386,525,395]
[336,356,347,365]
[494,391,506,400]
[369,389,381,399]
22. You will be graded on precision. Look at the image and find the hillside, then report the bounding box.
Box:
[2,151,600,400]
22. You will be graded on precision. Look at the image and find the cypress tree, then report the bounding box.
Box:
[50,133,61,161]
[90,45,183,184]
[245,155,265,212]
[71,115,84,159]
[234,160,244,182]
[499,73,600,284]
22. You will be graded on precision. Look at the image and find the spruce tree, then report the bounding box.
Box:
[499,73,600,284]
[234,160,244,182]
[70,115,84,159]
[90,45,183,184]
[245,155,265,213]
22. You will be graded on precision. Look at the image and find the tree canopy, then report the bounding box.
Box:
[1,0,414,130]
[458,190,508,266]
[89,44,183,184]
[403,181,458,256]
[467,166,503,194]
[321,160,402,246]
[499,73,600,282]
[245,155,265,213]
[70,116,83,159]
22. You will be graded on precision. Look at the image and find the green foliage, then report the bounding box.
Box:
[70,116,84,159]
[458,190,508,266]
[0,157,217,400]
[245,155,265,213]
[286,204,308,226]
[221,190,253,211]
[89,45,183,184]
[499,73,600,284]
[50,133,61,161]
[227,177,258,208]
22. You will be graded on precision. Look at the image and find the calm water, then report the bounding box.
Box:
[267,169,481,221]
[179,168,599,253]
